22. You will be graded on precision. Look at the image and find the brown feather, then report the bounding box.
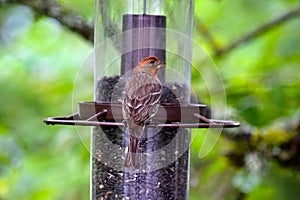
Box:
[122,56,163,168]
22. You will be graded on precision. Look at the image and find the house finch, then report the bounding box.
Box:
[122,56,164,168]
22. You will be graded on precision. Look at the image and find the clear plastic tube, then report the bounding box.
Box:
[92,1,194,199]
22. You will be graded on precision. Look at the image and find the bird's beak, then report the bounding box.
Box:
[156,62,165,70]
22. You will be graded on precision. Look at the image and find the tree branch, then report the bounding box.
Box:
[194,18,220,54]
[2,1,300,55]
[215,6,300,57]
[0,0,94,43]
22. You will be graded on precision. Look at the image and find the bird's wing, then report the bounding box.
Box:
[124,82,162,125]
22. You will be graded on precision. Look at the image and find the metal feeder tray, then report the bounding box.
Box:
[44,101,240,128]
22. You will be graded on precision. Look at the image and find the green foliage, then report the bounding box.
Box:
[0,3,92,199]
[0,0,300,199]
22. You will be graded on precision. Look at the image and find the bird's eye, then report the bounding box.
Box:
[149,60,156,64]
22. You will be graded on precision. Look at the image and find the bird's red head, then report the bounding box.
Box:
[136,56,165,77]
[138,56,160,66]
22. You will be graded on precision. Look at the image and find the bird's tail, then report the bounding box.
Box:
[124,125,144,168]
[125,135,140,168]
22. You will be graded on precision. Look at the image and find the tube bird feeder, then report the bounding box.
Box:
[44,0,239,199]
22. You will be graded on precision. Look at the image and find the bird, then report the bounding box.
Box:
[122,56,165,168]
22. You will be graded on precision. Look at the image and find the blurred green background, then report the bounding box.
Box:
[0,0,299,199]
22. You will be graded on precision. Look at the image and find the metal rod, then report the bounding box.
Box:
[193,113,212,123]
[44,117,124,127]
[86,109,107,121]
[144,0,147,14]
[44,117,240,128]
[155,122,240,128]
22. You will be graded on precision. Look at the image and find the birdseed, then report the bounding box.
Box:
[92,75,191,200]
